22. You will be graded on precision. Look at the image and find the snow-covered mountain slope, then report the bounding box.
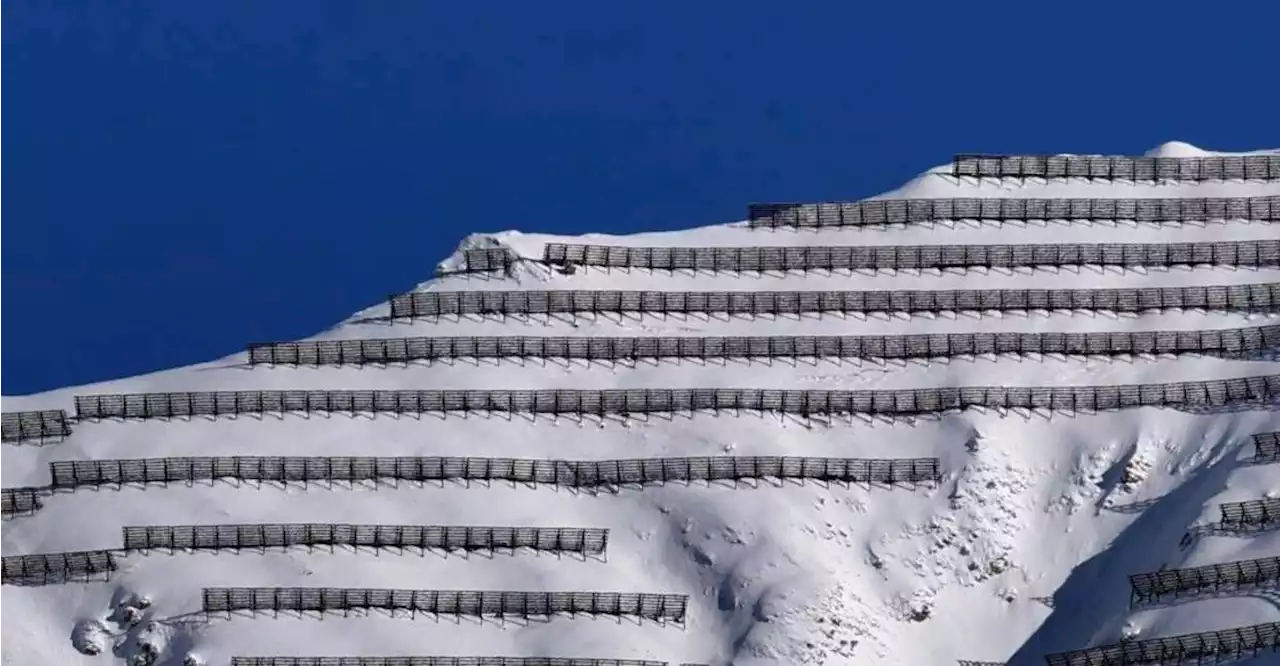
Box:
[3,141,1279,666]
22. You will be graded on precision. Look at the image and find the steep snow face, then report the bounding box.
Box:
[3,142,1279,666]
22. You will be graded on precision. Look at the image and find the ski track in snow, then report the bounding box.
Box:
[3,141,1279,666]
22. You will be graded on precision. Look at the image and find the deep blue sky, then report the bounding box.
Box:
[4,0,1276,395]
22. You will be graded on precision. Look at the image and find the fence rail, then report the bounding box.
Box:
[123,524,608,554]
[1043,621,1280,666]
[953,154,1280,181]
[202,588,689,622]
[542,241,1280,271]
[232,659,673,666]
[1251,432,1280,463]
[1219,497,1280,527]
[747,196,1280,228]
[0,550,117,585]
[1,410,72,443]
[1129,556,1280,608]
[51,456,941,489]
[251,325,1279,366]
[387,284,1280,318]
[70,377,1280,422]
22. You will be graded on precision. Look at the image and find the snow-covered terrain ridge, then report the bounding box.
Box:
[3,141,1280,666]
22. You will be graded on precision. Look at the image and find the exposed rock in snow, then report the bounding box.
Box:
[70,619,109,656]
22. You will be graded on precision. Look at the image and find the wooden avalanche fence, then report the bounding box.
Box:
[231,658,680,666]
[746,195,1280,228]
[388,284,1280,318]
[202,588,689,622]
[951,153,1280,181]
[50,456,942,489]
[122,524,608,555]
[247,325,1280,366]
[0,410,72,444]
[69,378,1280,421]
[1044,621,1280,666]
[1,550,117,585]
[541,240,1280,271]
[1128,556,1280,608]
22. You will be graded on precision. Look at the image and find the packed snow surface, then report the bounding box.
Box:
[3,141,1279,666]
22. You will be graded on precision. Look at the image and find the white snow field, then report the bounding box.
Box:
[3,140,1280,666]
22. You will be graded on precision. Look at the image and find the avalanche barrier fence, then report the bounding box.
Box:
[1,525,609,586]
[1251,431,1280,463]
[231,659,679,666]
[69,377,1280,422]
[122,524,608,555]
[49,455,941,489]
[746,195,1280,228]
[202,588,689,622]
[386,283,1280,319]
[541,240,1280,271]
[1128,555,1280,608]
[1043,621,1280,666]
[1219,497,1280,528]
[452,248,519,274]
[0,410,72,444]
[0,487,43,518]
[951,153,1280,181]
[1,550,117,586]
[247,326,1280,366]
